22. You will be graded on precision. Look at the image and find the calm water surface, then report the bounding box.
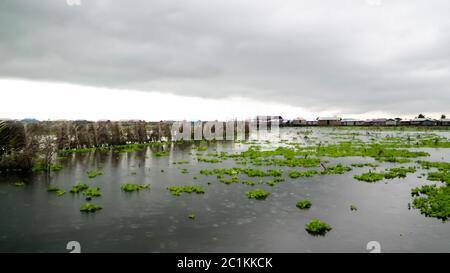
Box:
[0,128,449,252]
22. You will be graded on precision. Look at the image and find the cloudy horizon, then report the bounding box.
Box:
[1,0,449,121]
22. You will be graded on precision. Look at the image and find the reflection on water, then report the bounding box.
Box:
[0,128,449,252]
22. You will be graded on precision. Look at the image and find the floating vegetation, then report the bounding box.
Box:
[80,203,102,213]
[351,163,379,168]
[246,189,270,200]
[289,170,320,178]
[321,164,352,174]
[70,182,89,193]
[188,214,196,219]
[154,151,169,157]
[350,205,358,211]
[197,157,222,163]
[376,157,411,163]
[14,181,25,187]
[87,170,103,179]
[167,185,205,196]
[50,164,63,172]
[180,168,189,174]
[83,187,102,197]
[354,167,416,182]
[47,186,66,196]
[354,171,385,183]
[418,161,450,171]
[426,172,450,184]
[305,219,333,236]
[296,200,312,209]
[199,167,283,178]
[172,160,190,165]
[121,183,150,192]
[411,185,450,220]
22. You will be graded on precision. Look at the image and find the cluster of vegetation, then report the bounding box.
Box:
[200,167,283,178]
[83,187,102,197]
[80,203,102,213]
[305,219,333,236]
[14,181,25,187]
[296,199,312,209]
[47,186,66,196]
[411,185,450,220]
[197,157,222,163]
[120,183,150,192]
[288,164,352,179]
[351,163,379,168]
[70,182,89,193]
[87,170,103,179]
[246,189,270,200]
[167,185,205,196]
[354,167,416,182]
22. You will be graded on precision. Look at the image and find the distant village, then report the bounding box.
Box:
[259,114,450,127]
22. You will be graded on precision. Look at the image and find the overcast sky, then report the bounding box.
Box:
[1,0,449,121]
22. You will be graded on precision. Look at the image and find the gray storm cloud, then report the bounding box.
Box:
[0,0,449,115]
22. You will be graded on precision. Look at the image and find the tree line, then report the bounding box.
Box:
[0,120,172,173]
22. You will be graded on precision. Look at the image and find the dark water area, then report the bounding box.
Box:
[0,128,449,253]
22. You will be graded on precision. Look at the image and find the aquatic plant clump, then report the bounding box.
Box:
[418,161,450,171]
[305,219,333,236]
[14,181,25,187]
[83,187,102,197]
[354,167,416,182]
[354,171,385,182]
[70,182,89,193]
[87,170,103,179]
[80,203,102,213]
[246,189,270,200]
[426,171,450,184]
[296,200,312,209]
[121,184,150,192]
[47,186,66,196]
[289,170,320,178]
[411,185,450,220]
[167,185,205,196]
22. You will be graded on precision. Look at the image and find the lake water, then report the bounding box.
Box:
[0,127,449,253]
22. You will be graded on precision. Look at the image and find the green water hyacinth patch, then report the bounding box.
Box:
[197,157,222,163]
[411,185,450,220]
[87,170,103,179]
[121,184,150,192]
[14,181,25,187]
[354,171,385,182]
[246,189,270,200]
[70,182,89,193]
[296,200,312,209]
[417,161,450,171]
[167,185,205,196]
[426,171,450,184]
[288,170,320,178]
[83,187,102,197]
[305,219,333,236]
[80,203,102,213]
[47,186,66,196]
